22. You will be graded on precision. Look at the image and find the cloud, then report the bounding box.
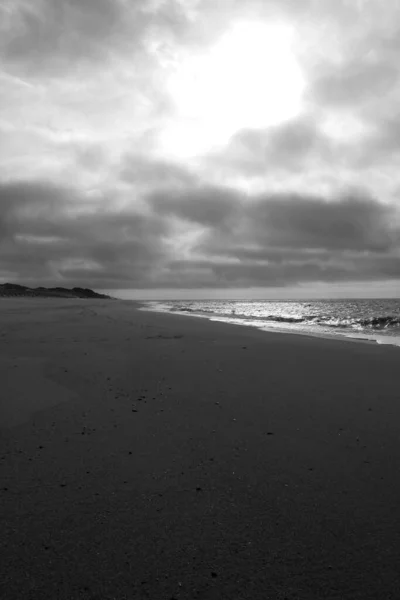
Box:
[148,184,242,228]
[244,192,398,253]
[0,180,169,287]
[311,56,399,110]
[120,154,200,189]
[1,0,127,75]
[1,0,400,293]
[1,179,398,289]
[149,186,400,288]
[214,116,332,177]
[0,0,191,77]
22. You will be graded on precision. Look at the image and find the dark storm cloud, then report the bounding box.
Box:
[162,254,400,288]
[148,185,243,228]
[150,188,400,287]
[1,179,399,289]
[152,187,398,254]
[0,180,168,288]
[245,192,398,253]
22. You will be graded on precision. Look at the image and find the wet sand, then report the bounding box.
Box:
[1,297,399,599]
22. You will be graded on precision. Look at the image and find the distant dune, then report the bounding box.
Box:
[0,283,112,299]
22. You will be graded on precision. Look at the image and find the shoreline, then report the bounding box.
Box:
[138,301,400,348]
[1,298,400,599]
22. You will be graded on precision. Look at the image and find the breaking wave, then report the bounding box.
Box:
[170,307,400,330]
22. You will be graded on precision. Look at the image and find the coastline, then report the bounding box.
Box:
[138,300,400,348]
[1,298,400,599]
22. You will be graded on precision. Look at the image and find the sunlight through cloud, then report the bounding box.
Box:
[162,20,306,157]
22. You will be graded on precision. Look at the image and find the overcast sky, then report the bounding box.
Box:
[1,0,400,298]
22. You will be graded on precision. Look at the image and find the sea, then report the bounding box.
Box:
[139,298,400,347]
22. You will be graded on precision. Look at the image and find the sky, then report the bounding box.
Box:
[1,0,400,299]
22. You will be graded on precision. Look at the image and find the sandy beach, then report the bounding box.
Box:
[1,298,399,599]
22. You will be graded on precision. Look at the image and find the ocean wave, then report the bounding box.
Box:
[170,306,222,315]
[259,314,400,329]
[314,315,400,330]
[170,306,196,313]
[165,302,400,331]
[358,315,400,328]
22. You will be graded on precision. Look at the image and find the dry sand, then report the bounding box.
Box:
[1,297,399,599]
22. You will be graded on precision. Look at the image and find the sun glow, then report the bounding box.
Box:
[162,21,305,157]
